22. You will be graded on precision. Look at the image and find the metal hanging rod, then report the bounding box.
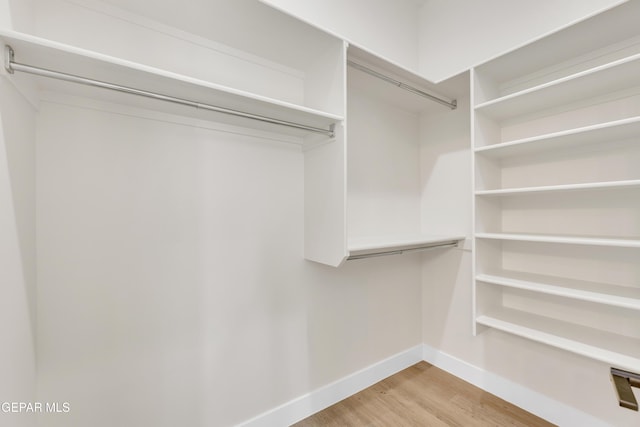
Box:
[347,239,459,260]
[347,60,457,110]
[4,45,336,138]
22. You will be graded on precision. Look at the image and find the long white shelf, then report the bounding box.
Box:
[0,30,342,139]
[347,234,464,260]
[475,233,640,248]
[473,1,640,96]
[475,52,640,121]
[476,308,640,372]
[475,179,640,197]
[476,271,640,311]
[474,116,640,159]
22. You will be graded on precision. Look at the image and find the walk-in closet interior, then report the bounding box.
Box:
[1,0,639,426]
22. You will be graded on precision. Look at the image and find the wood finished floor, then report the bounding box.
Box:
[293,362,556,427]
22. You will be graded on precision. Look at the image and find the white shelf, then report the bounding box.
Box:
[475,52,640,121]
[475,179,640,197]
[477,272,640,311]
[347,234,464,260]
[474,1,640,97]
[0,30,342,139]
[475,233,640,248]
[476,308,640,372]
[474,116,640,158]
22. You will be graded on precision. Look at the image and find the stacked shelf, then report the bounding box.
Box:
[476,308,640,372]
[475,53,640,121]
[472,0,640,369]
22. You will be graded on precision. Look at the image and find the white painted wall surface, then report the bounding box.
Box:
[34,98,422,426]
[418,0,627,82]
[0,45,37,427]
[260,0,423,71]
[0,3,37,427]
[1,0,34,31]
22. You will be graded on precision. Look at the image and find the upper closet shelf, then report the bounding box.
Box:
[347,234,464,260]
[477,272,640,311]
[475,52,640,121]
[475,116,640,158]
[474,0,640,95]
[475,180,640,197]
[0,30,341,139]
[476,233,640,248]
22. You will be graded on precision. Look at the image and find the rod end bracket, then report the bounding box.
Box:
[328,123,336,138]
[611,367,640,411]
[4,45,15,74]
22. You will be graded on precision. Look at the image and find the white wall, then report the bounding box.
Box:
[0,41,37,427]
[347,89,421,237]
[27,2,423,425]
[259,0,423,71]
[34,96,423,426]
[418,0,627,82]
[0,3,37,427]
[0,0,35,31]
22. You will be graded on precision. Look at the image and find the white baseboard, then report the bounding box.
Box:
[237,345,423,427]
[421,343,612,427]
[238,343,611,427]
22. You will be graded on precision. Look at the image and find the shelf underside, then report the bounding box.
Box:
[475,179,640,196]
[477,271,640,311]
[347,234,464,260]
[475,233,640,248]
[474,0,640,92]
[475,116,640,158]
[477,307,640,372]
[475,54,640,121]
[1,30,341,139]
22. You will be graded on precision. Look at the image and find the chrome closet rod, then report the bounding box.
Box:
[347,239,459,260]
[347,60,457,110]
[4,46,336,138]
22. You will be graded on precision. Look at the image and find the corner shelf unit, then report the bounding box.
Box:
[305,41,465,267]
[472,0,640,370]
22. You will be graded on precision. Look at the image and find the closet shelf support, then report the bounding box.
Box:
[347,60,457,110]
[611,367,640,411]
[3,45,336,138]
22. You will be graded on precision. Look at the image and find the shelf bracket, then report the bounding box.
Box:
[611,367,640,411]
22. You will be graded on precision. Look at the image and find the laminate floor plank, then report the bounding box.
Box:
[293,362,555,427]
